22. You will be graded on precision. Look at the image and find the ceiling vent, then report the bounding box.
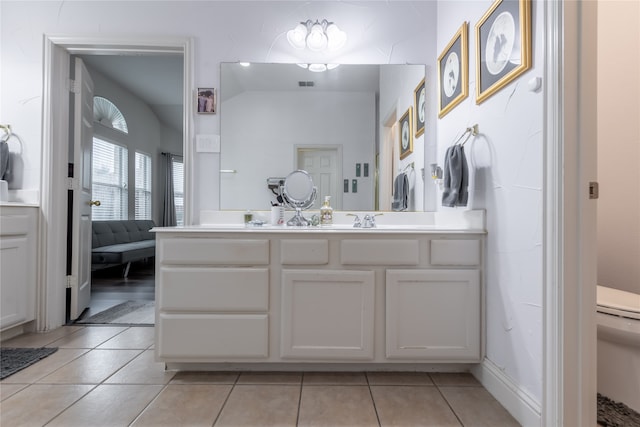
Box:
[298,81,315,87]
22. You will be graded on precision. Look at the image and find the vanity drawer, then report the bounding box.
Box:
[157,313,268,359]
[159,267,269,311]
[340,239,419,265]
[430,239,481,266]
[280,239,329,265]
[159,238,269,265]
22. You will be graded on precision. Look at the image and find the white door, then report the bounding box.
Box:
[69,58,95,320]
[297,147,340,210]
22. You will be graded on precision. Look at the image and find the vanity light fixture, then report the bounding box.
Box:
[239,62,251,67]
[287,19,347,52]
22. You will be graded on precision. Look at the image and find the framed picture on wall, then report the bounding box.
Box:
[399,106,413,160]
[475,0,532,104]
[414,77,426,137]
[197,88,216,114]
[437,22,469,118]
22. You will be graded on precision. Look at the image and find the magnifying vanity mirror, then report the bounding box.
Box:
[220,62,426,213]
[282,169,317,226]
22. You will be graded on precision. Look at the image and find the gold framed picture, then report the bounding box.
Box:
[399,107,413,160]
[475,0,532,104]
[438,22,469,118]
[413,77,426,137]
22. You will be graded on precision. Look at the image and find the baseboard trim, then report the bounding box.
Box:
[471,358,542,427]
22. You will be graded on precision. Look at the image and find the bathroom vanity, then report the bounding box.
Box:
[154,210,485,370]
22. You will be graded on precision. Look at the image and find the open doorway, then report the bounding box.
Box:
[75,53,184,324]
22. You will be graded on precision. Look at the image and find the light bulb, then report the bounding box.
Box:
[326,23,346,51]
[306,22,328,52]
[287,23,308,49]
[308,63,327,72]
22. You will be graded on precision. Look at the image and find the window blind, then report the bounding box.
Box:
[92,138,128,220]
[172,157,184,226]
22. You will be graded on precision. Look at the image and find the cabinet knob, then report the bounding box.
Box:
[89,200,101,207]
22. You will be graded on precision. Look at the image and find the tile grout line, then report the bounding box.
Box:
[295,372,304,426]
[365,372,383,427]
[431,376,466,427]
[210,372,240,426]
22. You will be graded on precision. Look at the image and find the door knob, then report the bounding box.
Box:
[89,200,101,207]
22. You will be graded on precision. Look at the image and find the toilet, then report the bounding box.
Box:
[596,285,640,413]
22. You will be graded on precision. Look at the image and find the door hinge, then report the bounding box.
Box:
[68,78,79,94]
[66,275,77,288]
[67,177,79,190]
[589,182,599,199]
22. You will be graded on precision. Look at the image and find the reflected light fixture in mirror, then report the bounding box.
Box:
[287,19,347,52]
[297,63,340,73]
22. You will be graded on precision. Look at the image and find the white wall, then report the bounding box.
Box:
[437,0,544,406]
[597,0,640,296]
[221,90,375,211]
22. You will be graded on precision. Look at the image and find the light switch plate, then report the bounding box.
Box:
[196,134,220,153]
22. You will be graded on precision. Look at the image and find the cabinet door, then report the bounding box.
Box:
[386,269,481,361]
[0,237,29,329]
[281,269,375,360]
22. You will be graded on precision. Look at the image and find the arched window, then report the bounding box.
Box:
[93,96,128,133]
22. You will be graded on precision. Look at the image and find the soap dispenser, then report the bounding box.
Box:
[320,196,333,226]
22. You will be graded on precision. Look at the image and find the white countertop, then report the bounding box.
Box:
[153,224,485,234]
[155,209,486,234]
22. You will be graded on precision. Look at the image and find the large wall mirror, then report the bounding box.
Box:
[220,62,426,212]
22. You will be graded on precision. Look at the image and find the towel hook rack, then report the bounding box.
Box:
[453,124,479,146]
[0,124,11,143]
[402,162,415,173]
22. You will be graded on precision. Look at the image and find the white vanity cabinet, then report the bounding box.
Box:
[0,205,38,331]
[154,225,485,368]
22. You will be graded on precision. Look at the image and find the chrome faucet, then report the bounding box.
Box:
[348,213,382,228]
[361,214,377,228]
[347,214,362,228]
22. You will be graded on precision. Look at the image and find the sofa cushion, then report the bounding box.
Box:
[92,240,156,264]
[92,220,155,248]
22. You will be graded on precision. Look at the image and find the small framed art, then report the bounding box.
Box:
[399,107,413,160]
[414,78,426,137]
[197,88,216,114]
[475,0,532,104]
[438,22,469,118]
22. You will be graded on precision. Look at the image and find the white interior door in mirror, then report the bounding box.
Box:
[297,147,341,210]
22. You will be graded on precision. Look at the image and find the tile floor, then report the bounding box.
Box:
[1,326,521,426]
